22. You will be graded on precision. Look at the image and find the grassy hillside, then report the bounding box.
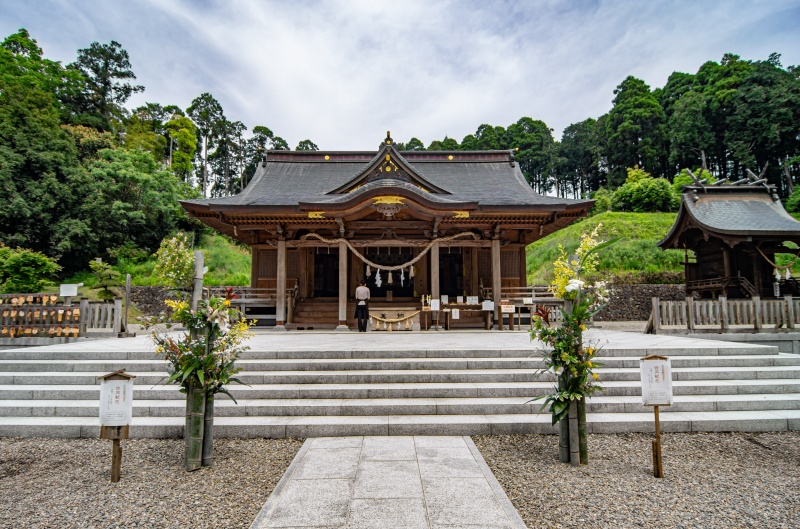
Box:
[527,212,685,284]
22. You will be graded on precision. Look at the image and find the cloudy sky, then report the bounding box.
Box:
[2,0,799,149]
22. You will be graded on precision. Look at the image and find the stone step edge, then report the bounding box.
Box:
[1,410,798,438]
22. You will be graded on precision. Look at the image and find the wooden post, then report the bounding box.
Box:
[491,238,501,329]
[79,298,89,335]
[652,405,664,478]
[753,295,762,332]
[275,240,287,329]
[431,242,440,330]
[686,296,695,331]
[471,247,479,297]
[250,246,259,288]
[111,439,122,483]
[651,297,661,334]
[113,298,122,334]
[719,295,729,332]
[336,241,348,330]
[785,295,796,329]
[191,251,204,311]
[124,274,131,333]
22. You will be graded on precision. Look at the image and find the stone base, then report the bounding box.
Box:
[273,325,287,332]
[335,325,350,331]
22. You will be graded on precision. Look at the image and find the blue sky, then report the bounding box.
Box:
[2,0,799,149]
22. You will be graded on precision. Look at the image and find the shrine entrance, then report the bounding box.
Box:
[313,250,340,297]
[363,251,415,298]
[439,250,463,298]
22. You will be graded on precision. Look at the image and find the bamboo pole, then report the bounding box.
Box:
[558,374,570,464]
[569,400,579,466]
[184,380,205,471]
[578,397,588,465]
[202,392,214,467]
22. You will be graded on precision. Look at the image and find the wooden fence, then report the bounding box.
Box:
[648,295,799,334]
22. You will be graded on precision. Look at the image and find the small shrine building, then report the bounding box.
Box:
[180,133,594,329]
[658,179,800,299]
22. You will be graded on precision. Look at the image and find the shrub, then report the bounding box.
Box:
[0,245,62,293]
[153,233,196,288]
[612,178,676,213]
[590,188,613,215]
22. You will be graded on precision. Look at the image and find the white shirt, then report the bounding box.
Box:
[355,285,370,305]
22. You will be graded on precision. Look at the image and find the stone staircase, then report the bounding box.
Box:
[0,331,799,438]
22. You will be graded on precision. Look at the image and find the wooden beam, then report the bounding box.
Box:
[492,238,501,329]
[337,241,348,330]
[275,239,286,330]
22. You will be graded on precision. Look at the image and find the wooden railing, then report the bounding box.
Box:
[479,283,554,301]
[648,295,800,334]
[204,283,299,323]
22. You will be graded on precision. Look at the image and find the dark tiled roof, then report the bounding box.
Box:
[659,186,800,247]
[183,146,592,211]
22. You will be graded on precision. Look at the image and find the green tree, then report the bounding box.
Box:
[165,115,198,182]
[68,40,144,130]
[559,118,605,197]
[187,93,224,197]
[605,76,668,186]
[0,245,62,293]
[295,139,319,151]
[427,136,459,150]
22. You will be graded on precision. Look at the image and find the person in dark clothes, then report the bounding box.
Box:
[354,279,370,332]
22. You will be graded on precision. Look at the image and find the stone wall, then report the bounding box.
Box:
[595,284,685,321]
[129,286,171,317]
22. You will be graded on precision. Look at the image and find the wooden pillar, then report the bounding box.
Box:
[250,247,259,288]
[298,248,308,298]
[492,238,501,329]
[719,295,729,332]
[753,295,762,332]
[275,240,286,330]
[651,297,661,334]
[519,246,527,288]
[785,295,796,329]
[431,242,440,300]
[337,241,348,330]
[471,246,479,297]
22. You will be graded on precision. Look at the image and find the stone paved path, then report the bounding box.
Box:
[248,436,527,529]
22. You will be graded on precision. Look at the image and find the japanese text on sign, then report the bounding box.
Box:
[640,357,672,406]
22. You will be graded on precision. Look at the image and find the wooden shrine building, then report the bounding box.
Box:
[180,132,593,329]
[659,177,800,299]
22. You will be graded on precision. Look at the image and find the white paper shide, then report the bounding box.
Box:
[99,378,134,426]
[640,357,673,406]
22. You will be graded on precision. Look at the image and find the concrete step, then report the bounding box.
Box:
[3,393,799,419]
[1,409,798,438]
[0,369,544,385]
[4,379,800,401]
[596,365,800,382]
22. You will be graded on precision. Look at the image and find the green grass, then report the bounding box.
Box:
[62,232,252,288]
[527,212,685,284]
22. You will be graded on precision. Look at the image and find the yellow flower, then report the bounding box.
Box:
[224,300,231,307]
[592,373,599,380]
[580,324,587,331]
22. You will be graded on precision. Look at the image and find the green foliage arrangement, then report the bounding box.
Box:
[611,176,676,213]
[152,296,254,471]
[0,245,62,293]
[531,225,616,465]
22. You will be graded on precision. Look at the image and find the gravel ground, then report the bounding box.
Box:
[0,437,302,529]
[474,432,800,529]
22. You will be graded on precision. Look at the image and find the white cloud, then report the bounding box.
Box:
[1,0,798,149]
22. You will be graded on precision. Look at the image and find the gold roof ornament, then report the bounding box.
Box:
[308,211,326,219]
[453,211,470,219]
[373,196,404,205]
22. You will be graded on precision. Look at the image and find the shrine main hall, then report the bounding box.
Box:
[181,133,593,330]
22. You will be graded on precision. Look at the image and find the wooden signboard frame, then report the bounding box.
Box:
[640,355,672,478]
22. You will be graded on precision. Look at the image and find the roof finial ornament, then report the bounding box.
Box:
[384,131,393,146]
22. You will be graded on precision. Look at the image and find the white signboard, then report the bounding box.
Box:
[523,297,534,305]
[440,295,449,305]
[482,300,495,311]
[640,357,673,406]
[467,296,479,305]
[501,304,515,314]
[430,299,441,311]
[60,283,79,297]
[456,296,464,304]
[99,379,134,426]
[451,309,460,320]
